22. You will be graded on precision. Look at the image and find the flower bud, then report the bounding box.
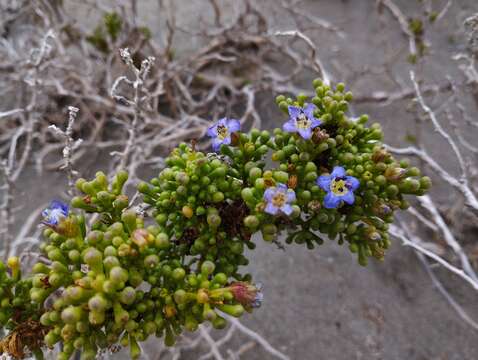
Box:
[420,176,432,190]
[122,209,138,232]
[241,187,255,203]
[88,294,108,312]
[287,174,298,189]
[83,247,103,274]
[174,289,187,304]
[113,194,129,211]
[212,315,227,329]
[164,305,177,318]
[44,330,60,348]
[89,310,105,325]
[109,266,129,284]
[207,213,221,228]
[217,304,244,317]
[371,147,389,163]
[155,233,170,249]
[244,215,260,229]
[182,205,194,219]
[132,229,149,248]
[312,129,329,144]
[197,289,209,304]
[203,304,217,321]
[119,287,136,305]
[261,224,277,235]
[384,167,406,182]
[144,254,160,268]
[201,261,215,275]
[228,282,263,310]
[32,262,50,274]
[61,306,84,324]
[114,302,129,325]
[172,267,186,281]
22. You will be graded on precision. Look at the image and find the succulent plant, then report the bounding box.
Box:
[0,79,430,359]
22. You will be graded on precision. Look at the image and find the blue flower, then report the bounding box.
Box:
[206,117,241,151]
[317,166,360,209]
[42,200,69,226]
[283,103,322,140]
[263,183,296,216]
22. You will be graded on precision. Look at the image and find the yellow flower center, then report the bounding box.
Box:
[296,113,311,129]
[331,179,348,196]
[217,125,229,140]
[272,192,286,207]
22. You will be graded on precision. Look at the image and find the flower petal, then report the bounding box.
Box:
[323,192,342,209]
[264,203,279,215]
[276,183,288,192]
[264,188,275,201]
[298,127,313,139]
[217,118,228,127]
[286,190,296,202]
[211,138,223,151]
[283,120,297,133]
[303,103,316,119]
[317,175,332,191]
[331,166,346,178]
[221,135,232,146]
[281,204,293,215]
[41,207,50,217]
[51,200,69,215]
[207,124,218,137]
[227,118,241,133]
[342,191,355,205]
[311,118,322,129]
[288,105,301,120]
[346,176,360,191]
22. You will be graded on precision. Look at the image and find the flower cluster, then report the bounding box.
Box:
[0,79,430,360]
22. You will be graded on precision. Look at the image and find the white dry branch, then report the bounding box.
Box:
[48,106,83,195]
[273,30,331,86]
[110,48,155,184]
[338,0,478,335]
[99,317,290,360]
[386,56,478,331]
[378,0,418,58]
[0,160,13,259]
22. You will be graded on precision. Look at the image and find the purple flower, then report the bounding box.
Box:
[263,183,296,216]
[283,104,322,140]
[42,200,69,226]
[206,118,241,151]
[317,166,360,209]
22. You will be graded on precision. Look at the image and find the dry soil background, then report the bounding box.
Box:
[6,0,478,359]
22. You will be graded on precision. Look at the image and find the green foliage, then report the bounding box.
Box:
[0,79,430,359]
[104,12,122,42]
[86,12,150,54]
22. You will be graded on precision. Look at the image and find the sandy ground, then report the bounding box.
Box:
[6,0,478,359]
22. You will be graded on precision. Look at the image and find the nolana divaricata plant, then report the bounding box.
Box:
[0,78,430,359]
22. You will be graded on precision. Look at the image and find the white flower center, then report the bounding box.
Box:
[272,192,286,207]
[331,179,348,196]
[217,125,229,140]
[48,208,65,222]
[296,113,311,129]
